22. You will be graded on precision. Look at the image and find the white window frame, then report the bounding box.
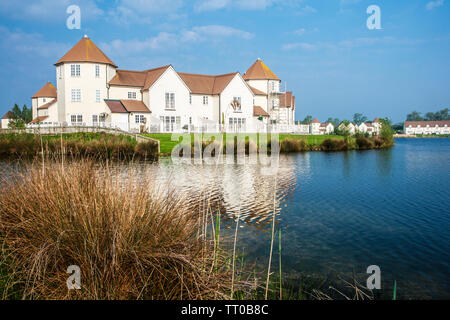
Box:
[189,94,192,105]
[96,89,101,103]
[71,64,80,77]
[203,96,209,105]
[165,92,175,110]
[135,114,145,124]
[92,115,99,124]
[71,89,81,102]
[128,92,137,100]
[233,96,242,112]
[71,114,83,124]
[95,65,100,78]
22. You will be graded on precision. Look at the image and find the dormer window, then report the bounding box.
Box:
[95,65,100,78]
[128,92,137,100]
[71,64,80,77]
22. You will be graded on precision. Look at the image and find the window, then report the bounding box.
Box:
[128,92,137,100]
[165,93,175,109]
[135,115,145,124]
[71,64,80,77]
[71,89,81,102]
[189,94,192,104]
[203,96,208,105]
[58,66,62,79]
[71,115,82,124]
[92,115,98,124]
[96,90,101,102]
[189,117,192,124]
[43,98,46,103]
[95,65,100,78]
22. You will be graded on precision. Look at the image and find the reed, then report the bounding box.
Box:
[0,161,243,300]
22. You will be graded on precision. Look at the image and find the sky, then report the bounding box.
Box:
[0,0,449,124]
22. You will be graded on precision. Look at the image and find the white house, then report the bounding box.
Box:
[359,122,375,135]
[310,118,321,135]
[28,36,296,133]
[319,122,335,135]
[338,122,358,135]
[1,111,14,129]
[404,121,450,135]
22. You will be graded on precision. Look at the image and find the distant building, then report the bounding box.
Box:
[338,122,358,135]
[359,122,375,135]
[310,118,321,135]
[404,121,450,135]
[319,122,334,135]
[1,111,14,129]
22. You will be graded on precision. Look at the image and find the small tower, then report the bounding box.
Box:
[31,82,57,120]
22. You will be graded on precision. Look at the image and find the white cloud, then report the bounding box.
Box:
[426,0,444,10]
[0,0,103,22]
[185,25,254,40]
[101,24,254,56]
[296,5,317,15]
[282,42,316,51]
[195,0,231,12]
[294,28,306,36]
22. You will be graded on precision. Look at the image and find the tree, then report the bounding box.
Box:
[353,113,368,125]
[406,111,423,121]
[22,105,32,123]
[379,118,395,145]
[301,115,312,124]
[326,117,340,127]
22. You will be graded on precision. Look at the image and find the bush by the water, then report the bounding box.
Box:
[355,137,375,150]
[320,139,348,152]
[280,138,307,153]
[0,162,240,300]
[0,133,159,159]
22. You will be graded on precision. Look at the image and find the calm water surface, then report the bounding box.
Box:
[1,138,449,298]
[146,138,450,299]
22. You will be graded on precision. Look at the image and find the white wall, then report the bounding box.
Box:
[109,86,143,101]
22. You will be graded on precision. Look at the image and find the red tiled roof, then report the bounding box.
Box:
[38,99,57,110]
[29,116,49,124]
[243,59,280,80]
[253,106,269,117]
[2,111,14,119]
[55,36,117,67]
[249,86,266,95]
[104,100,127,113]
[32,82,57,98]
[120,100,151,113]
[311,118,320,124]
[320,123,332,127]
[279,92,294,108]
[178,72,237,95]
[404,121,450,128]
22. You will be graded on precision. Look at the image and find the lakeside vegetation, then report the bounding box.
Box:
[0,132,159,160]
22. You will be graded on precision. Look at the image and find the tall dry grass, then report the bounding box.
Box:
[0,161,242,300]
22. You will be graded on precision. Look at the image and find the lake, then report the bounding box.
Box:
[145,138,450,299]
[1,138,449,299]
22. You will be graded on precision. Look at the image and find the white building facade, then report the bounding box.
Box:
[404,121,450,135]
[28,36,296,133]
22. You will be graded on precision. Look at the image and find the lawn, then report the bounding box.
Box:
[143,133,346,154]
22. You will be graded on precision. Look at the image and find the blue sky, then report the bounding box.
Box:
[0,0,449,123]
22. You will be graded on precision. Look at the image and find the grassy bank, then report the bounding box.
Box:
[143,133,393,155]
[0,132,159,160]
[0,161,250,300]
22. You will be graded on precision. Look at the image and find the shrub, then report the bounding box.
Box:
[356,137,374,150]
[280,138,306,153]
[320,139,348,152]
[0,162,237,300]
